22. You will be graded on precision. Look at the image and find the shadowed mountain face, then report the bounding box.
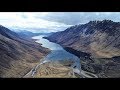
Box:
[46,20,120,77]
[0,25,50,77]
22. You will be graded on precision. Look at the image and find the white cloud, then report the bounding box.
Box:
[0,12,120,33]
[0,12,71,32]
[36,12,120,25]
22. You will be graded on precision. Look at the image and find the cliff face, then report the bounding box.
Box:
[0,25,50,77]
[46,20,120,77]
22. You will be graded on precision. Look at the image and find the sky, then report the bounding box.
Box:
[0,12,120,33]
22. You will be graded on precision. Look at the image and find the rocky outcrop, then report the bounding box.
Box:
[0,25,50,77]
[46,20,120,77]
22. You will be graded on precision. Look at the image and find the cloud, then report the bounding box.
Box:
[0,12,120,33]
[35,12,120,25]
[0,12,71,33]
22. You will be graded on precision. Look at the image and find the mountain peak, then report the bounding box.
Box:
[46,19,120,77]
[47,19,120,58]
[88,19,114,25]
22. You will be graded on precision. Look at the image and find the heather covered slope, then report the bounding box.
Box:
[0,25,50,77]
[45,20,120,77]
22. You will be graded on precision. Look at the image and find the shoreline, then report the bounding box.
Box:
[24,36,97,78]
[23,36,51,78]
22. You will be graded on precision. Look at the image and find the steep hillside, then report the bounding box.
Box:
[45,20,120,77]
[46,20,120,58]
[0,25,50,77]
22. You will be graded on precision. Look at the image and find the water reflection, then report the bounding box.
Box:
[32,35,81,72]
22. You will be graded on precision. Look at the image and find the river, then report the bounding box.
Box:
[24,34,98,78]
[32,35,81,74]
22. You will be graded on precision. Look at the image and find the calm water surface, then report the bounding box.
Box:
[32,35,81,71]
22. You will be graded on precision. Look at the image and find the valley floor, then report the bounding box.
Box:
[23,60,98,78]
[24,60,75,78]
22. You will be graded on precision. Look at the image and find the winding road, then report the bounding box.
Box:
[23,35,98,78]
[23,59,48,78]
[24,59,98,78]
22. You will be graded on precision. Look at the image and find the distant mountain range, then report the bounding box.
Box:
[46,20,120,77]
[14,30,53,40]
[0,25,50,77]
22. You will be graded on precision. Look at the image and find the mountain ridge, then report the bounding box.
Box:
[46,20,120,58]
[45,20,120,77]
[0,25,50,77]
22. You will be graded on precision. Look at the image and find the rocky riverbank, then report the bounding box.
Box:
[63,47,120,78]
